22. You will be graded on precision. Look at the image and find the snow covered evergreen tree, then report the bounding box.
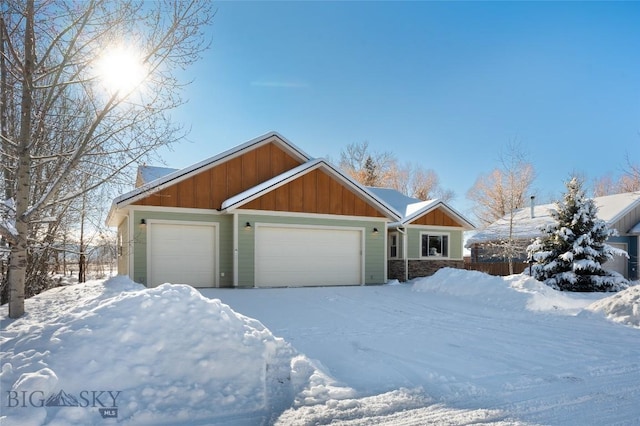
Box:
[527,177,629,292]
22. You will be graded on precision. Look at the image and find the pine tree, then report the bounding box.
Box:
[527,177,629,292]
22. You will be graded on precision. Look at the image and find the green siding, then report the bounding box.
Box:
[132,211,233,287]
[237,214,387,287]
[132,209,388,288]
[407,226,464,260]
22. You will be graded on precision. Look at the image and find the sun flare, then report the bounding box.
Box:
[95,46,148,95]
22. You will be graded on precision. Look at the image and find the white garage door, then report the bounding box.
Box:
[605,243,628,278]
[255,226,363,287]
[148,223,216,287]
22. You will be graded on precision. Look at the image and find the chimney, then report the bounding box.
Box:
[530,195,535,219]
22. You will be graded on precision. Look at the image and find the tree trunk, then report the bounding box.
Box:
[8,0,34,318]
[78,195,86,283]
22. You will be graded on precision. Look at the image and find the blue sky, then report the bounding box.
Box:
[160,1,639,218]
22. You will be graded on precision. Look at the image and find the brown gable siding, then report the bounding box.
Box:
[133,142,303,209]
[243,168,385,218]
[410,207,463,227]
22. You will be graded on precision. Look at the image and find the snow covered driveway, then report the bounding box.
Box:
[201,270,640,425]
[2,270,638,425]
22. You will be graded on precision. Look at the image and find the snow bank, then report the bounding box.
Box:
[412,268,610,315]
[275,387,519,426]
[586,284,640,328]
[1,277,294,425]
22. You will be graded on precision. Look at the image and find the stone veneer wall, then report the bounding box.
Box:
[388,259,464,282]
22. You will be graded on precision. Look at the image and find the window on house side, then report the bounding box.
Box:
[421,233,449,258]
[389,233,398,258]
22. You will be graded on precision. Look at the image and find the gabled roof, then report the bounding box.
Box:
[221,159,403,221]
[466,191,640,247]
[366,187,476,229]
[110,132,310,209]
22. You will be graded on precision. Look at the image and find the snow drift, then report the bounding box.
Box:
[586,284,640,328]
[0,277,294,425]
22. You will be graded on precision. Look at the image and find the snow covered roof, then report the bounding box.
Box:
[136,166,178,187]
[366,187,475,229]
[591,191,640,224]
[466,191,640,247]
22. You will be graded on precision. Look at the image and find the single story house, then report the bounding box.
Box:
[106,132,475,288]
[465,192,640,280]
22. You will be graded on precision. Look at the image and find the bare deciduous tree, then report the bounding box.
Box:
[592,152,640,196]
[593,174,617,197]
[339,141,395,188]
[619,153,640,192]
[467,143,536,274]
[339,142,454,201]
[0,0,214,318]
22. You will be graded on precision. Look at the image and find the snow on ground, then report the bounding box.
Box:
[1,277,294,425]
[1,269,639,425]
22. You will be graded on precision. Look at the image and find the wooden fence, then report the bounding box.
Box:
[464,262,529,276]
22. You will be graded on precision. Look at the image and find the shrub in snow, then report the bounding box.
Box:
[527,177,629,292]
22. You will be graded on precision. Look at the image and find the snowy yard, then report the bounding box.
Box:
[2,269,639,425]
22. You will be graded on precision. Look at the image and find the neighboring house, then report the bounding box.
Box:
[465,192,640,280]
[106,132,475,288]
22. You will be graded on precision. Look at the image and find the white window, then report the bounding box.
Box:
[389,232,399,258]
[421,232,449,258]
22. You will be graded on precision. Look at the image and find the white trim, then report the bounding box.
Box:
[419,231,452,260]
[128,213,135,282]
[409,224,467,231]
[233,213,238,287]
[396,226,408,282]
[254,223,365,286]
[383,223,388,283]
[127,205,222,215]
[146,219,219,288]
[235,209,392,222]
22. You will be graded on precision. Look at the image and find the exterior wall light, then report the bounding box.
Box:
[245,222,251,230]
[373,227,379,235]
[139,218,146,228]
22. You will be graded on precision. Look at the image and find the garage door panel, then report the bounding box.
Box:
[149,223,216,288]
[256,226,362,287]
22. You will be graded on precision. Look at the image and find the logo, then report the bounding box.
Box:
[6,389,121,419]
